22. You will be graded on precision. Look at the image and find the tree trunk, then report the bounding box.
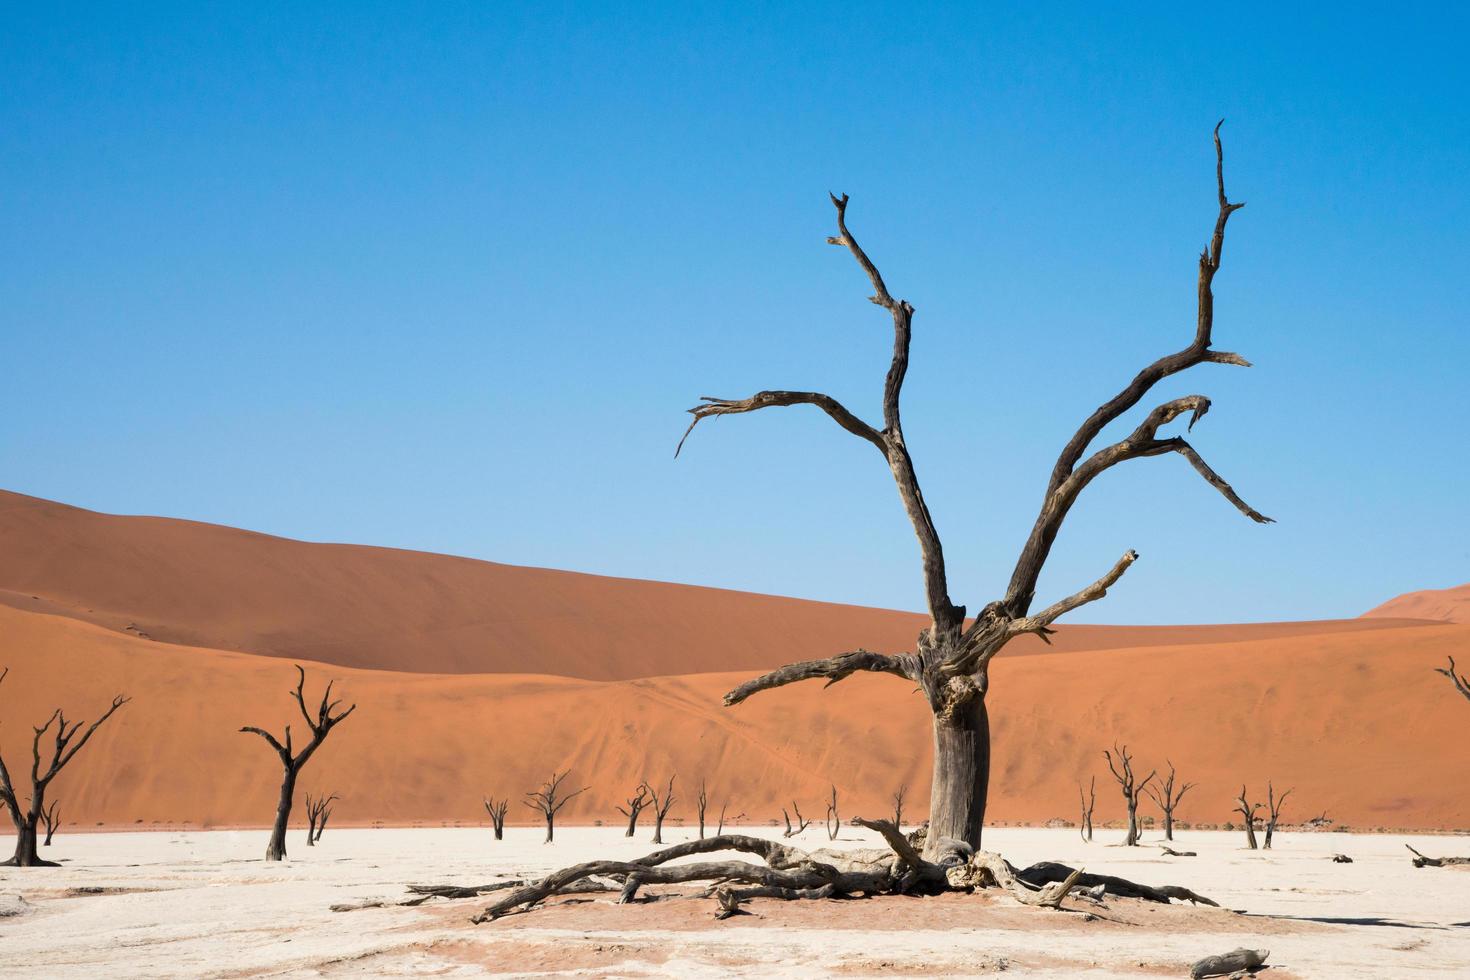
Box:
[1243,820,1258,850]
[266,770,296,861]
[624,810,640,837]
[6,818,53,868]
[1125,798,1140,846]
[652,814,665,845]
[544,814,554,844]
[1163,810,1174,841]
[925,697,990,857]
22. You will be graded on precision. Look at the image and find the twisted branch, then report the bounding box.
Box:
[724,650,916,706]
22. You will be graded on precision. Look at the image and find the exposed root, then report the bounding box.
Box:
[1405,844,1470,868]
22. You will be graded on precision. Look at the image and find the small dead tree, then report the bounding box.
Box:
[1104,744,1156,846]
[1435,655,1470,703]
[696,779,709,838]
[0,667,130,867]
[825,785,841,841]
[484,796,509,840]
[240,664,355,862]
[304,792,338,846]
[782,801,812,837]
[524,770,587,844]
[717,802,734,835]
[41,799,61,846]
[892,785,907,831]
[1078,776,1096,842]
[616,782,651,837]
[1234,785,1264,849]
[648,775,676,844]
[1143,760,1196,841]
[1263,782,1292,849]
[683,125,1268,857]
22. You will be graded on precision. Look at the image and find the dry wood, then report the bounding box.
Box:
[1143,760,1195,841]
[484,797,509,840]
[782,801,812,838]
[1105,744,1155,846]
[647,775,676,844]
[616,782,650,837]
[1435,655,1470,703]
[892,785,907,831]
[1161,846,1197,857]
[304,792,338,847]
[1079,776,1095,842]
[1263,781,1291,849]
[1234,786,1264,850]
[825,785,840,841]
[41,799,60,846]
[0,667,130,867]
[1330,853,1353,863]
[1405,844,1470,868]
[523,770,587,844]
[1190,947,1268,978]
[687,125,1268,855]
[696,779,709,838]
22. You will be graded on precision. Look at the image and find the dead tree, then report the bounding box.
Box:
[1143,760,1196,841]
[892,785,907,831]
[1078,776,1095,842]
[717,802,733,835]
[616,782,651,837]
[1263,782,1292,849]
[484,797,509,840]
[1104,744,1156,846]
[524,770,587,844]
[304,792,338,846]
[240,664,355,861]
[681,124,1268,856]
[1435,655,1470,703]
[696,779,709,838]
[648,775,676,844]
[782,801,812,837]
[0,667,130,867]
[41,799,60,846]
[825,785,841,841]
[1234,785,1263,849]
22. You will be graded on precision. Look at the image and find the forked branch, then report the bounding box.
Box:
[1436,655,1470,703]
[723,650,915,706]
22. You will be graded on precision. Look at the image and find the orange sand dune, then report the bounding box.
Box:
[0,490,1433,679]
[1363,582,1470,624]
[2,603,1466,832]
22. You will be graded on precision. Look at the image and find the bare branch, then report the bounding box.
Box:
[723,650,915,706]
[1009,550,1139,640]
[677,391,884,457]
[1436,655,1470,703]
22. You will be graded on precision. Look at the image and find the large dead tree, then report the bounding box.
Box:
[0,667,129,867]
[680,124,1268,855]
[1143,760,1195,841]
[524,770,587,844]
[617,782,651,837]
[1104,744,1155,846]
[304,792,338,846]
[1234,785,1263,849]
[484,796,509,840]
[239,665,355,861]
[648,775,676,844]
[1263,782,1291,849]
[1436,656,1470,703]
[1079,776,1095,843]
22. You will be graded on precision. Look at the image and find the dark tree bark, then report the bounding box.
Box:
[239,665,355,862]
[41,799,60,846]
[1406,844,1470,868]
[1263,782,1291,849]
[717,801,731,835]
[617,782,650,838]
[1104,744,1156,847]
[696,779,708,839]
[524,770,587,844]
[484,796,509,840]
[1191,949,1268,979]
[1234,785,1263,850]
[892,785,906,831]
[825,785,841,841]
[0,667,129,867]
[1079,776,1095,842]
[648,776,676,844]
[1143,760,1195,841]
[684,125,1268,856]
[1435,656,1470,703]
[304,792,338,846]
[781,801,812,838]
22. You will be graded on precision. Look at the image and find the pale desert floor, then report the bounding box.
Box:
[2,826,1467,978]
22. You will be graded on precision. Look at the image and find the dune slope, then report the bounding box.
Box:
[1363,582,1470,624]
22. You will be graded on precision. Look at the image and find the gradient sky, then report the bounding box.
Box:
[3,3,1467,624]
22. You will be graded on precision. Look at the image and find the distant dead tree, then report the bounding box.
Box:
[1078,777,1095,842]
[1143,761,1196,841]
[616,782,651,837]
[682,124,1268,856]
[41,800,61,846]
[825,785,841,841]
[696,779,709,838]
[239,665,355,861]
[304,793,338,846]
[892,785,907,831]
[524,770,587,844]
[0,667,130,867]
[782,801,812,838]
[1104,744,1155,846]
[717,802,735,835]
[1435,656,1470,703]
[1263,782,1292,849]
[484,797,509,840]
[648,775,677,844]
[1234,785,1264,849]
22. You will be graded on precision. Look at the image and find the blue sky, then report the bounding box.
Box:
[3,3,1466,624]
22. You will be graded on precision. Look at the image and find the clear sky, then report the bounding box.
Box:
[3,3,1466,624]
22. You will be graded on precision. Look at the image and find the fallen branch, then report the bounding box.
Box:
[1191,947,1268,978]
[1161,846,1197,857]
[1405,844,1470,868]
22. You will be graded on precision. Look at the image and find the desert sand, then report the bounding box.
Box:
[1363,582,1470,624]
[2,825,1467,978]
